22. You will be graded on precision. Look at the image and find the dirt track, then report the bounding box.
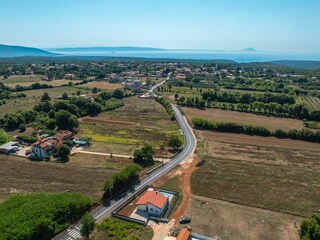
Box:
[170,155,198,221]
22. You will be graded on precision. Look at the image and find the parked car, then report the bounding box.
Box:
[196,159,205,167]
[179,217,191,224]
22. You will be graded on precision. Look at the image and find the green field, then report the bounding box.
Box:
[79,96,181,155]
[299,95,320,111]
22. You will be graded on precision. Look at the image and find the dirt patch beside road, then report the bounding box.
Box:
[170,155,198,221]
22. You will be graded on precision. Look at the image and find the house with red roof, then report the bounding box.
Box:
[31,137,58,160]
[135,188,169,217]
[176,228,191,240]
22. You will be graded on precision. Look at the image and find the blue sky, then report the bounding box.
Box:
[0,0,319,51]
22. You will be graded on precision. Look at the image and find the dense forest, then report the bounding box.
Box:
[0,193,91,240]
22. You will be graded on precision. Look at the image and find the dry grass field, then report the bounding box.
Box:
[79,81,123,90]
[185,130,320,239]
[183,107,304,131]
[186,196,301,240]
[0,86,85,117]
[0,154,115,202]
[69,152,133,170]
[79,96,180,154]
[1,75,81,88]
[192,130,320,217]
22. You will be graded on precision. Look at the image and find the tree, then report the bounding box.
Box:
[41,92,51,102]
[80,213,96,240]
[168,135,182,150]
[0,130,11,144]
[133,143,155,167]
[19,124,26,132]
[146,78,152,87]
[56,110,79,130]
[113,89,124,99]
[56,144,70,159]
[61,92,69,100]
[300,214,320,240]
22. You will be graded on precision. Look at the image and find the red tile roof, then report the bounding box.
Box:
[136,190,168,209]
[33,138,57,149]
[176,228,191,240]
[54,130,73,140]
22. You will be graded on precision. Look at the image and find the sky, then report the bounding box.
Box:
[0,0,319,51]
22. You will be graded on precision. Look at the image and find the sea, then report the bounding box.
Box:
[54,50,320,63]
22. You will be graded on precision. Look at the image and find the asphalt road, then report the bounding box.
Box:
[54,77,195,240]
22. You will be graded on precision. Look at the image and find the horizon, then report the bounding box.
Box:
[0,0,320,52]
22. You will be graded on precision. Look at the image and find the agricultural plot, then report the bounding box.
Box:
[22,86,85,97]
[0,154,115,202]
[1,74,81,88]
[299,95,320,111]
[79,81,123,90]
[69,152,133,170]
[186,196,301,240]
[183,107,304,131]
[79,96,180,155]
[192,130,320,217]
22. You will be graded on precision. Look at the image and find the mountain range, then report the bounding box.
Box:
[0,44,58,58]
[1,44,320,69]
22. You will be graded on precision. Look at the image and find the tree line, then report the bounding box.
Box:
[176,95,320,121]
[155,97,175,120]
[201,90,295,105]
[103,164,140,199]
[192,118,320,143]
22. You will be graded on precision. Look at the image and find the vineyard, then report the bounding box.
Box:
[299,96,320,111]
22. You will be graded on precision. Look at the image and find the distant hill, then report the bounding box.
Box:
[0,44,59,58]
[271,60,320,70]
[49,46,165,52]
[241,47,259,52]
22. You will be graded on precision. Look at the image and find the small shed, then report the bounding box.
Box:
[0,141,20,154]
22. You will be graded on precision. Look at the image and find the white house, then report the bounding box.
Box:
[31,138,57,160]
[135,189,169,217]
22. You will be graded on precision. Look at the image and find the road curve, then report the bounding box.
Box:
[54,80,196,240]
